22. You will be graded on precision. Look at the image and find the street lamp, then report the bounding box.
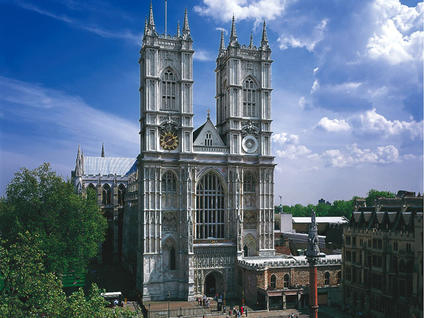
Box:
[168,291,171,318]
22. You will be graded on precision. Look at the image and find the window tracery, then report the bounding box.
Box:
[161,69,177,110]
[195,172,225,239]
[243,78,257,117]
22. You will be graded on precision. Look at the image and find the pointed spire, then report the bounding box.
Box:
[183,8,190,33]
[76,145,83,177]
[230,15,237,43]
[177,20,181,37]
[148,1,155,29]
[144,17,148,35]
[101,143,105,157]
[207,108,211,120]
[219,31,225,51]
[261,20,269,47]
[249,32,254,48]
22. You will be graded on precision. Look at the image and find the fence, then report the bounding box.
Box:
[147,307,223,318]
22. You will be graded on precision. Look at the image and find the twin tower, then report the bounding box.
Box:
[136,3,275,300]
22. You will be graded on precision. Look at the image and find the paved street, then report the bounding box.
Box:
[143,300,351,318]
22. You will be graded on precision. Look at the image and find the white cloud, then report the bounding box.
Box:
[272,132,299,145]
[311,80,320,93]
[276,144,311,160]
[322,144,400,167]
[317,117,351,132]
[366,0,424,64]
[194,49,215,61]
[15,1,140,44]
[298,96,306,109]
[0,76,139,155]
[359,108,422,139]
[272,132,312,160]
[278,18,328,51]
[216,27,228,35]
[194,0,288,23]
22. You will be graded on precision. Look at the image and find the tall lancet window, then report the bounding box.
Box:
[161,69,177,110]
[161,170,177,209]
[196,172,225,239]
[243,78,257,117]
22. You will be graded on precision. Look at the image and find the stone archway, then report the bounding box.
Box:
[204,271,224,297]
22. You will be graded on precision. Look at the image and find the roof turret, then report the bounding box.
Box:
[229,15,238,46]
[261,20,269,48]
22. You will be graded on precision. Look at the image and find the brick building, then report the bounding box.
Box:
[343,192,423,318]
[237,255,342,310]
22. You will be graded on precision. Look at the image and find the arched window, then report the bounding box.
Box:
[205,131,213,146]
[102,184,111,205]
[161,69,177,110]
[243,172,256,193]
[243,78,257,117]
[162,171,177,193]
[170,246,176,270]
[270,275,276,289]
[337,271,342,284]
[196,172,225,239]
[118,184,126,206]
[284,274,290,288]
[325,272,330,285]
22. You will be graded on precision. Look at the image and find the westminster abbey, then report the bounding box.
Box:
[73,3,276,301]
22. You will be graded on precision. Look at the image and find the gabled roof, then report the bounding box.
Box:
[193,117,226,147]
[83,156,136,176]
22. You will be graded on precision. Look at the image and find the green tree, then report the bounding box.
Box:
[329,200,354,218]
[0,232,67,317]
[0,163,107,273]
[316,203,331,217]
[0,232,136,318]
[366,189,396,207]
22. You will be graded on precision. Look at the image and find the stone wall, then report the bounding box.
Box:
[265,266,341,289]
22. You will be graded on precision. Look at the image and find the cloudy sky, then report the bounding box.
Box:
[0,0,422,204]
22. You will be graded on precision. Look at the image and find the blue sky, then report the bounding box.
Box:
[0,0,422,204]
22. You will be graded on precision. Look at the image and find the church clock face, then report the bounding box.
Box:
[242,135,258,153]
[160,131,178,150]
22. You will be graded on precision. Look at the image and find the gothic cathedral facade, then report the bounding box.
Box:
[137,4,275,301]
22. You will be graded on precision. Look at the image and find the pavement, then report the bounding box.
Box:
[143,299,351,318]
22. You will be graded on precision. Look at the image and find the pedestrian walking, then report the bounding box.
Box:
[245,308,248,317]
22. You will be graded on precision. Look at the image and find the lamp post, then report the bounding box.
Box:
[306,210,324,318]
[168,291,170,318]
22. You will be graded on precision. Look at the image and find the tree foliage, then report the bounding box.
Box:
[365,189,396,207]
[282,201,354,219]
[0,232,136,318]
[0,163,107,273]
[280,189,396,219]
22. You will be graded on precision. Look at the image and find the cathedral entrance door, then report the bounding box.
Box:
[204,271,224,297]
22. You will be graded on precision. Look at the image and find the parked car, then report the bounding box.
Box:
[101,291,123,307]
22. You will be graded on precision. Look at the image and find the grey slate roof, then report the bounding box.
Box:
[83,156,136,176]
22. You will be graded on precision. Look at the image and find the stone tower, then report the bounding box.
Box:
[215,19,275,257]
[138,3,195,300]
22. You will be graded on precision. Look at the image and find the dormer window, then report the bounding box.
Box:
[205,131,213,146]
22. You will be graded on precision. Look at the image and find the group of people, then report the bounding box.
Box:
[197,295,210,308]
[288,313,298,318]
[227,305,247,317]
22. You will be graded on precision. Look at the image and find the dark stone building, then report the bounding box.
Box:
[343,192,423,318]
